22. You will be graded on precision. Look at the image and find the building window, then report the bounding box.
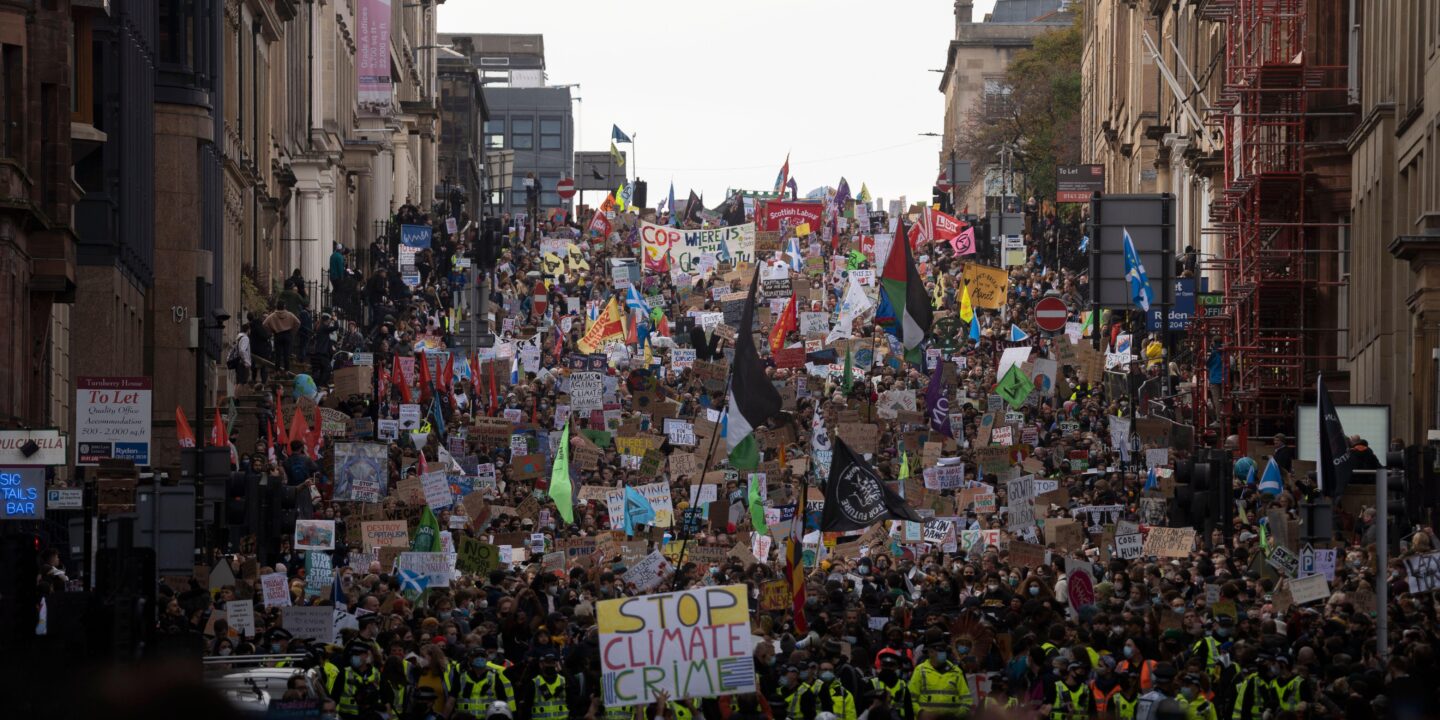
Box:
[540,174,560,206]
[983,78,1013,119]
[540,117,562,150]
[511,117,533,150]
[0,44,23,159]
[484,119,505,149]
[158,0,197,69]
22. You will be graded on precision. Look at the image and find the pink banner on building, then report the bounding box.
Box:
[357,0,393,112]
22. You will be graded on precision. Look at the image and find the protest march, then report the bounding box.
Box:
[62,159,1410,720]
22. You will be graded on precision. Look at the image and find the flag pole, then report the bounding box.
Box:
[669,348,732,592]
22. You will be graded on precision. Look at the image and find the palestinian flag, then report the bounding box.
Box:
[879,218,933,365]
[726,265,783,471]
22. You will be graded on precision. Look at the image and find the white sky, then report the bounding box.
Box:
[438,0,1001,206]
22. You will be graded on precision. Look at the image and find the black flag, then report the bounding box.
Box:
[821,437,923,532]
[1317,374,1353,498]
[682,190,704,226]
[714,192,746,227]
[590,165,606,181]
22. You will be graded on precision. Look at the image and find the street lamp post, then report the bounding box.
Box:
[193,277,229,564]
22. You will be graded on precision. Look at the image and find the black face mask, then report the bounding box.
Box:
[879,669,898,682]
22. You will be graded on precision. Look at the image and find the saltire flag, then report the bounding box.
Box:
[1010,324,1029,342]
[773,153,790,197]
[625,285,651,316]
[1078,235,1090,253]
[820,437,924,532]
[611,125,632,143]
[959,283,975,323]
[786,234,804,272]
[397,567,430,597]
[610,140,625,168]
[726,264,784,471]
[1144,466,1159,492]
[769,293,798,356]
[622,485,656,537]
[1122,227,1155,312]
[1258,457,1284,496]
[550,421,574,524]
[878,219,934,365]
[667,182,677,226]
[1245,462,1257,486]
[176,407,197,449]
[1317,374,1353,498]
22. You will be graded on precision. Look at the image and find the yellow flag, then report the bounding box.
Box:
[960,284,974,324]
[643,338,653,366]
[577,297,625,353]
[614,183,627,211]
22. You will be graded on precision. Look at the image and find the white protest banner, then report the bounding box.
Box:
[1114,533,1144,560]
[637,483,675,527]
[923,519,954,546]
[923,465,966,490]
[570,372,605,413]
[260,572,291,608]
[1288,574,1332,606]
[227,599,255,637]
[621,551,673,593]
[1405,551,1440,594]
[597,584,754,706]
[671,349,696,370]
[399,551,452,588]
[799,312,830,337]
[663,419,696,446]
[282,605,335,644]
[293,519,336,551]
[641,222,757,274]
[422,471,453,510]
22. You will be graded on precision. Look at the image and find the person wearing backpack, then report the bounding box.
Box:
[228,322,252,385]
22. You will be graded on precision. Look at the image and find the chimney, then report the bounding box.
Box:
[955,0,974,25]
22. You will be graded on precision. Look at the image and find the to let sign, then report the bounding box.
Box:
[76,377,153,466]
[1056,164,1105,203]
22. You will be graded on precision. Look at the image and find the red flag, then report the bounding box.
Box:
[416,352,433,405]
[439,353,454,394]
[488,360,499,416]
[274,390,287,442]
[769,293,798,355]
[308,404,323,459]
[623,309,638,346]
[288,405,309,450]
[175,407,197,449]
[393,355,413,404]
[210,407,228,448]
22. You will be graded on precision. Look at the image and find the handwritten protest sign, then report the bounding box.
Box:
[1114,533,1144,560]
[1142,527,1195,558]
[621,551,673,593]
[363,521,410,551]
[227,599,255,637]
[1405,551,1440,593]
[962,263,1010,310]
[399,551,451,588]
[759,580,791,611]
[457,537,499,576]
[1288,574,1332,606]
[597,585,755,706]
[282,606,335,644]
[260,572,291,608]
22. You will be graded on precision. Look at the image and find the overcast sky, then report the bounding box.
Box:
[438,0,1001,206]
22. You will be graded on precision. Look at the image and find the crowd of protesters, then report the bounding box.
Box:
[117,186,1440,720]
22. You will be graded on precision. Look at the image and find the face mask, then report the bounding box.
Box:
[1029,587,1040,596]
[768,656,777,666]
[478,600,488,609]
[955,646,970,656]
[542,667,558,678]
[820,671,836,683]
[800,671,812,681]
[1172,606,1185,614]
[988,584,999,592]
[858,567,870,576]
[1216,628,1229,638]
[1123,646,1135,659]
[1008,577,1019,587]
[473,659,488,669]
[219,647,232,656]
[1181,687,1197,700]
[270,644,282,653]
[1112,626,1124,635]
[781,677,793,688]
[934,652,948,664]
[351,656,365,668]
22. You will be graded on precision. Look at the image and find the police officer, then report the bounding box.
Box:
[1179,673,1217,720]
[1134,663,1179,720]
[813,660,857,720]
[1228,652,1269,720]
[1044,661,1094,719]
[780,665,816,720]
[1111,669,1142,720]
[908,630,972,717]
[456,648,516,716]
[1267,656,1305,714]
[529,650,570,720]
[330,640,382,720]
[868,652,913,720]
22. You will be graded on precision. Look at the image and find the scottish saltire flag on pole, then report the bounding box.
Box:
[398,568,430,596]
[1258,457,1284,496]
[878,219,934,365]
[625,285,650,315]
[1122,227,1154,312]
[612,125,632,143]
[726,265,784,470]
[1010,324,1029,342]
[786,235,804,272]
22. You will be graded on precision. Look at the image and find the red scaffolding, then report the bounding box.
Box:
[1192,0,1349,440]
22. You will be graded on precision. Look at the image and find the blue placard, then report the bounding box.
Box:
[400,224,433,249]
[0,467,45,520]
[1148,277,1196,330]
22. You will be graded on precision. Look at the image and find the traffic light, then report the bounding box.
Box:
[932,186,952,214]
